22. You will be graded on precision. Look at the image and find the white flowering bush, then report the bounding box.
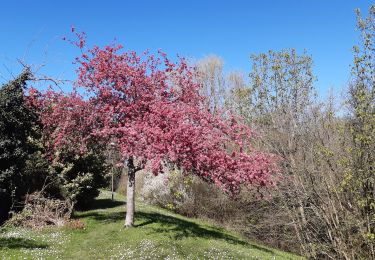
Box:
[140,165,250,224]
[140,169,173,207]
[140,167,212,216]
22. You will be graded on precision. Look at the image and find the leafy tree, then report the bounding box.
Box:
[248,49,316,124]
[240,49,319,255]
[35,32,279,227]
[344,5,375,256]
[0,70,35,223]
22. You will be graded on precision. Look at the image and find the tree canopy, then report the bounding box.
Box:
[0,70,35,222]
[32,32,279,196]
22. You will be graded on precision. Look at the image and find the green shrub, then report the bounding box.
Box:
[54,152,110,209]
[0,70,36,223]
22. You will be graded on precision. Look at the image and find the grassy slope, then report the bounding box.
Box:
[0,191,303,259]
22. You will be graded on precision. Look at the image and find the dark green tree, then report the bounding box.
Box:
[0,70,35,223]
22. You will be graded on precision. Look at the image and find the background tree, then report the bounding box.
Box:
[226,49,360,258]
[225,71,251,121]
[343,5,375,257]
[196,55,227,114]
[0,70,37,223]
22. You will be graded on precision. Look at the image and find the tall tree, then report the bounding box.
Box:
[197,55,227,114]
[344,5,375,256]
[0,70,35,223]
[35,33,279,227]
[242,49,322,257]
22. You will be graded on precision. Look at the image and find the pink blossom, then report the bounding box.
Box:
[33,35,280,196]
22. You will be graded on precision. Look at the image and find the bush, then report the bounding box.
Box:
[53,151,110,209]
[139,166,299,252]
[141,167,243,222]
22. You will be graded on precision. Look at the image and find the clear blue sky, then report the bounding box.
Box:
[0,0,373,97]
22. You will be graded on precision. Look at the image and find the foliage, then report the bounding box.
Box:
[27,87,110,209]
[52,152,110,209]
[231,47,369,259]
[187,44,374,258]
[343,5,375,257]
[249,49,316,124]
[0,70,36,223]
[1,5,372,258]
[22,150,61,199]
[177,7,374,259]
[144,49,319,255]
[34,31,279,196]
[0,69,108,217]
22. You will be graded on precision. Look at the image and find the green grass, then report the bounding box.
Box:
[0,191,303,259]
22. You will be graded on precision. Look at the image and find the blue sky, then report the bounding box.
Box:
[0,1,373,98]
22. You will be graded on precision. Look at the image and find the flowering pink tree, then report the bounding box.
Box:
[34,33,279,227]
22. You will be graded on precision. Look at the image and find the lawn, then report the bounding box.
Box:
[0,191,303,259]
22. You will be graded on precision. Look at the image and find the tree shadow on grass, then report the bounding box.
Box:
[76,210,124,223]
[134,212,274,254]
[0,237,49,249]
[77,209,274,255]
[84,198,124,211]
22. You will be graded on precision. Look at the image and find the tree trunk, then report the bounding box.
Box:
[125,157,136,227]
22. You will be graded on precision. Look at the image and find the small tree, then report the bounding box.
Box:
[35,33,279,227]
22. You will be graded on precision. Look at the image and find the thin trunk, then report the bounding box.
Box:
[111,169,114,201]
[125,157,136,227]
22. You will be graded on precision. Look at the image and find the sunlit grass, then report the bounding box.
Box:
[0,190,303,259]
